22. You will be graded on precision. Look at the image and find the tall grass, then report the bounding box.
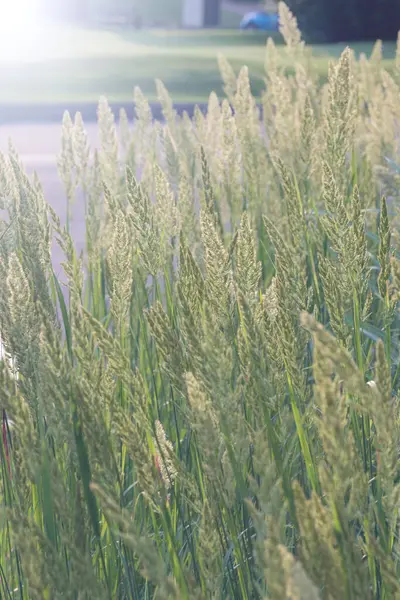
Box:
[1,3,400,598]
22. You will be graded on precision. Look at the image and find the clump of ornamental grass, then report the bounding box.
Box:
[0,3,400,598]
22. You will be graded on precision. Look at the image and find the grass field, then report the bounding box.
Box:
[1,23,400,597]
[2,7,400,596]
[0,24,396,106]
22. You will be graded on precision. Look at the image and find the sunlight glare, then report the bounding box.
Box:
[0,0,45,61]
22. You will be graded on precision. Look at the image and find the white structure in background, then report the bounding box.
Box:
[182,0,204,27]
[182,0,220,27]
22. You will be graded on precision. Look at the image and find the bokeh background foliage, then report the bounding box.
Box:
[285,0,400,42]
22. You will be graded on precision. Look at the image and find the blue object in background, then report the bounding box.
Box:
[240,11,279,31]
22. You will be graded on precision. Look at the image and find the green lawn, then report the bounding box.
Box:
[0,25,396,106]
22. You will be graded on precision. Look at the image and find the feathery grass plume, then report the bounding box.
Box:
[363,535,400,599]
[233,66,264,205]
[200,208,233,327]
[395,29,400,67]
[349,185,369,296]
[156,79,179,140]
[233,66,259,130]
[91,484,188,599]
[369,71,400,187]
[0,150,11,207]
[97,96,120,195]
[321,160,347,239]
[272,157,305,252]
[321,182,370,350]
[203,97,225,216]
[119,106,130,147]
[258,276,279,328]
[367,343,400,542]
[264,35,279,77]
[319,255,352,346]
[181,107,198,159]
[82,308,133,386]
[5,253,40,385]
[184,372,222,489]
[85,149,104,262]
[133,85,154,176]
[200,146,222,231]
[235,212,261,305]
[154,419,178,491]
[2,156,54,330]
[0,357,38,479]
[324,47,357,190]
[321,167,369,310]
[278,545,321,600]
[246,447,306,599]
[7,509,79,600]
[37,309,76,455]
[377,196,395,371]
[205,93,223,174]
[293,483,371,600]
[163,125,180,187]
[51,223,120,490]
[119,107,135,167]
[369,40,383,82]
[273,153,322,309]
[177,172,200,253]
[177,235,205,325]
[263,216,307,315]
[320,161,349,271]
[299,93,316,180]
[371,340,400,488]
[193,104,207,150]
[357,51,373,113]
[72,111,90,197]
[134,85,153,135]
[278,2,304,54]
[262,75,298,208]
[310,322,367,510]
[300,312,369,399]
[256,519,322,600]
[50,205,84,300]
[107,209,133,328]
[146,301,187,394]
[363,81,388,171]
[262,217,309,377]
[359,48,391,167]
[125,166,163,275]
[220,98,242,227]
[110,391,154,504]
[57,110,76,228]
[262,218,317,492]
[66,306,120,495]
[154,164,180,261]
[395,31,400,81]
[236,289,270,398]
[378,196,391,299]
[390,255,400,302]
[196,501,223,597]
[235,292,295,511]
[217,54,237,102]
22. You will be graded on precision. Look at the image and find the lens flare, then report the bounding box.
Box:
[0,0,45,61]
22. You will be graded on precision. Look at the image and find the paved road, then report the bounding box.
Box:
[0,122,100,277]
[0,102,206,125]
